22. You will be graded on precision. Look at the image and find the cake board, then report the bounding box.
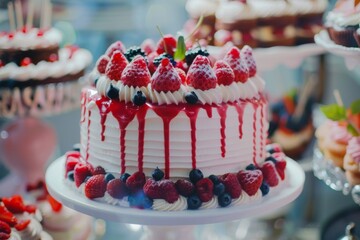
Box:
[46,156,304,240]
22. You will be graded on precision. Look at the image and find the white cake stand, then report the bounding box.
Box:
[46,156,304,240]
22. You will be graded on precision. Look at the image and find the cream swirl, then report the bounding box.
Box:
[95,75,112,97]
[249,0,296,17]
[231,191,251,206]
[333,13,360,28]
[250,75,265,93]
[112,81,150,103]
[0,28,62,50]
[101,193,130,207]
[219,82,241,103]
[0,48,92,81]
[288,0,327,15]
[152,196,187,211]
[147,85,186,105]
[186,0,218,18]
[14,216,49,240]
[236,81,259,100]
[199,197,219,209]
[188,86,222,105]
[216,1,256,23]
[329,121,353,144]
[8,232,21,240]
[347,137,360,163]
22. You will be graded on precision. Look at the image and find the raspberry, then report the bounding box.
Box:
[0,221,11,235]
[275,159,287,180]
[96,55,110,74]
[125,171,146,192]
[185,47,209,66]
[47,195,63,212]
[92,166,106,175]
[156,34,177,56]
[174,179,195,197]
[237,170,263,196]
[85,175,107,199]
[223,47,249,83]
[121,55,151,88]
[124,46,147,63]
[260,161,279,187]
[195,178,214,202]
[74,163,92,187]
[14,219,30,231]
[105,50,128,81]
[187,55,217,90]
[141,39,156,55]
[0,206,17,227]
[2,195,25,214]
[219,173,242,199]
[151,58,181,92]
[175,68,186,84]
[143,179,179,203]
[107,179,129,199]
[241,45,257,77]
[65,156,79,177]
[213,60,235,86]
[105,41,126,57]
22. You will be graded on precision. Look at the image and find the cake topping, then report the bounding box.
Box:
[74,163,93,187]
[223,47,249,83]
[106,85,120,100]
[151,58,181,92]
[241,45,256,77]
[187,55,217,90]
[105,50,128,81]
[124,46,147,63]
[121,55,151,87]
[175,68,186,84]
[189,169,204,184]
[218,193,232,207]
[184,91,199,104]
[187,195,202,210]
[195,178,214,202]
[260,161,279,187]
[237,170,263,196]
[213,60,235,86]
[156,34,177,56]
[153,53,176,67]
[84,175,107,199]
[185,47,210,66]
[96,55,110,74]
[106,179,129,199]
[105,41,126,57]
[125,171,146,193]
[144,178,180,203]
[152,167,165,181]
[132,91,147,106]
[174,179,195,197]
[219,173,242,199]
[141,39,156,55]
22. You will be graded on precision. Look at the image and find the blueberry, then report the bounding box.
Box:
[213,183,225,196]
[132,91,146,106]
[129,191,150,208]
[218,193,232,207]
[185,91,198,104]
[209,175,220,185]
[105,173,115,183]
[124,46,147,63]
[72,143,81,152]
[142,196,153,209]
[94,78,99,87]
[152,167,164,181]
[187,195,202,210]
[120,173,130,183]
[106,84,119,99]
[265,156,277,164]
[189,169,203,184]
[260,182,270,196]
[67,171,75,181]
[245,164,257,171]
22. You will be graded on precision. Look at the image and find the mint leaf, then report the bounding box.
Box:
[347,123,359,136]
[320,104,346,121]
[350,99,360,114]
[174,35,186,61]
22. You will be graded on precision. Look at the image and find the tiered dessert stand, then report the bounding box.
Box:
[46,156,304,240]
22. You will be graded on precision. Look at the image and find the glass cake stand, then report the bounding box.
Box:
[46,156,305,240]
[314,30,360,70]
[313,146,360,206]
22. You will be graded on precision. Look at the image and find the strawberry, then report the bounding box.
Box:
[275,159,287,180]
[65,156,79,177]
[141,39,156,55]
[261,161,279,187]
[92,166,106,175]
[2,196,25,214]
[156,34,177,56]
[105,41,126,57]
[237,170,263,196]
[107,179,129,199]
[175,68,187,84]
[126,171,146,193]
[151,58,181,92]
[213,60,235,86]
[47,195,62,212]
[84,175,107,199]
[0,233,10,240]
[0,206,17,227]
[121,55,151,88]
[105,50,128,81]
[241,45,257,77]
[147,51,159,74]
[175,179,194,197]
[219,173,242,199]
[66,151,80,159]
[96,55,110,74]
[14,219,30,231]
[0,221,10,234]
[143,179,179,203]
[24,205,37,214]
[176,61,187,72]
[223,47,249,83]
[195,178,214,202]
[186,55,217,90]
[74,163,92,187]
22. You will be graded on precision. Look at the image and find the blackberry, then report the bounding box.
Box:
[153,53,176,67]
[185,47,209,66]
[124,46,147,63]
[265,156,277,164]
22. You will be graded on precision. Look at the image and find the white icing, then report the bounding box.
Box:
[231,190,262,206]
[250,75,265,93]
[0,28,62,50]
[186,0,218,18]
[0,48,92,81]
[216,1,256,23]
[113,81,150,103]
[236,81,259,100]
[248,0,296,17]
[219,82,241,103]
[288,0,327,15]
[188,86,223,105]
[14,214,52,240]
[148,85,186,105]
[152,196,187,211]
[199,197,219,209]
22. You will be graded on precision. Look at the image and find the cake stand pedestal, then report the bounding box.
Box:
[46,156,305,240]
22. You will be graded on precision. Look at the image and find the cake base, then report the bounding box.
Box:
[46,156,304,226]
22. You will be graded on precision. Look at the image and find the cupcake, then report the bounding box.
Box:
[344,137,360,185]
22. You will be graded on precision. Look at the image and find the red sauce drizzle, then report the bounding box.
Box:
[96,100,111,141]
[217,105,228,158]
[85,110,91,161]
[232,101,245,139]
[136,106,148,172]
[251,100,259,165]
[259,100,264,159]
[80,91,87,124]
[184,106,200,169]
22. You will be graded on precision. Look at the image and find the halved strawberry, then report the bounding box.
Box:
[275,159,287,180]
[105,50,128,81]
[47,195,62,212]
[2,195,25,214]
[241,45,257,77]
[105,41,126,57]
[151,58,181,92]
[156,34,177,56]
[121,55,151,88]
[260,161,279,187]
[213,60,235,86]
[65,156,79,177]
[96,55,110,74]
[84,175,107,199]
[237,170,263,196]
[74,163,92,187]
[14,219,30,231]
[187,55,217,90]
[223,47,249,83]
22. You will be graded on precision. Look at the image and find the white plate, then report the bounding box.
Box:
[46,156,304,226]
[314,30,360,70]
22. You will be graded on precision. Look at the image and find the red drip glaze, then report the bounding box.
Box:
[217,105,228,158]
[80,91,86,124]
[251,100,259,165]
[137,107,148,173]
[85,110,91,161]
[96,99,111,141]
[232,101,245,139]
[259,100,264,159]
[184,106,201,169]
